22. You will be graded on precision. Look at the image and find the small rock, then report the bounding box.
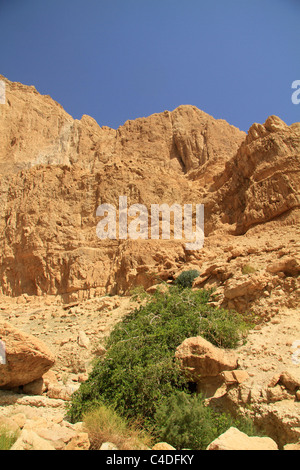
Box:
[23,378,46,396]
[152,442,176,450]
[99,442,119,450]
[77,331,90,349]
[64,433,90,450]
[279,370,300,392]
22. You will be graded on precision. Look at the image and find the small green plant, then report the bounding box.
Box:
[175,270,200,288]
[0,427,18,450]
[242,264,257,275]
[154,391,259,450]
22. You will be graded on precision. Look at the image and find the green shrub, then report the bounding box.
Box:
[68,286,251,425]
[154,391,259,450]
[175,270,200,288]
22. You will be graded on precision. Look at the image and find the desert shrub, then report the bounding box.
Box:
[0,427,18,450]
[175,270,200,288]
[154,391,259,450]
[83,404,153,450]
[68,286,251,425]
[242,264,257,275]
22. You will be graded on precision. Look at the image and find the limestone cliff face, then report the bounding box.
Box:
[0,75,299,301]
[206,115,300,235]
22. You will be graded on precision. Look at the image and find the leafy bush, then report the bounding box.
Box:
[83,404,153,450]
[175,270,200,288]
[68,286,251,425]
[154,391,259,450]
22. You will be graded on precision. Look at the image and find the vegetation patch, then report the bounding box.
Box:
[68,285,254,449]
[175,269,200,288]
[0,427,19,451]
[242,264,257,275]
[154,391,259,450]
[83,404,153,450]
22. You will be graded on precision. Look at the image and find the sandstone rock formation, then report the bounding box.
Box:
[0,74,245,300]
[206,427,278,450]
[0,75,299,304]
[175,336,237,380]
[0,321,55,388]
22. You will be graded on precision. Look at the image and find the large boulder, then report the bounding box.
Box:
[10,429,56,451]
[175,336,237,380]
[207,427,278,450]
[0,321,55,389]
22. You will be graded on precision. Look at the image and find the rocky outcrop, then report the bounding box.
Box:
[175,336,237,380]
[9,417,90,451]
[0,76,299,301]
[0,321,55,388]
[0,75,245,300]
[206,427,278,450]
[207,115,300,235]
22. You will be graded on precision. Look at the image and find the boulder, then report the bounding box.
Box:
[175,336,237,380]
[64,433,90,450]
[10,429,56,451]
[0,321,55,389]
[207,427,278,450]
[152,442,176,450]
[279,370,300,392]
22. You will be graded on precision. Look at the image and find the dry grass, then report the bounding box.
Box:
[0,426,19,450]
[83,405,153,450]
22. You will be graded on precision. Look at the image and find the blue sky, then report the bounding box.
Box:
[0,0,299,132]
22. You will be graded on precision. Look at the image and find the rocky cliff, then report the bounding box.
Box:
[0,74,299,304]
[0,75,299,448]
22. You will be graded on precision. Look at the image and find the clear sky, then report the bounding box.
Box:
[0,0,299,132]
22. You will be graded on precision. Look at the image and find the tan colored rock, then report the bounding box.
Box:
[11,429,56,450]
[267,257,300,276]
[224,274,267,300]
[279,370,300,392]
[46,383,73,401]
[206,427,278,450]
[0,321,55,388]
[222,370,250,385]
[99,442,119,450]
[64,433,90,450]
[266,385,294,403]
[152,442,176,450]
[33,424,76,450]
[42,370,59,391]
[77,331,90,349]
[11,414,27,430]
[23,378,45,396]
[175,336,237,380]
[284,441,300,450]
